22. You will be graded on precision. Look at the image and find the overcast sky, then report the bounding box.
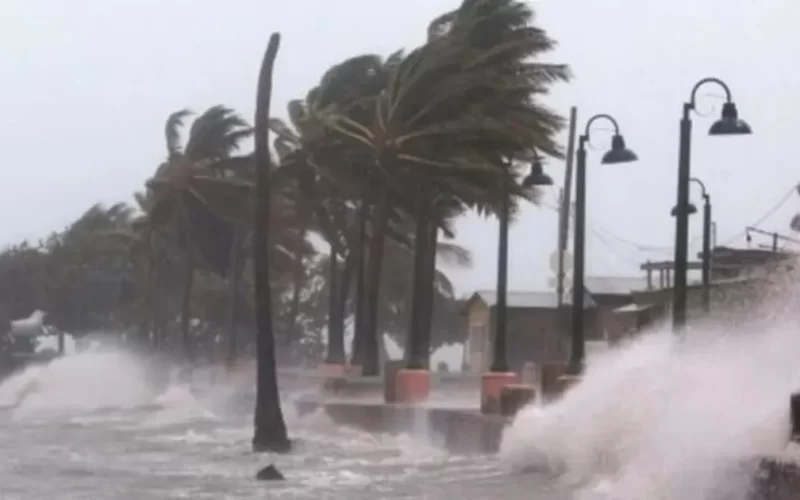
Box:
[2,0,799,296]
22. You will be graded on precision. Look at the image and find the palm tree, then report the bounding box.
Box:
[377,234,472,350]
[86,192,168,347]
[278,53,407,375]
[48,203,142,338]
[314,0,568,373]
[251,32,291,454]
[269,65,381,369]
[145,105,254,363]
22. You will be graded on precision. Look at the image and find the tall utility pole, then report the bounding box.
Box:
[556,106,578,308]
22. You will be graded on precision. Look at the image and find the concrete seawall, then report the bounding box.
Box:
[295,398,511,454]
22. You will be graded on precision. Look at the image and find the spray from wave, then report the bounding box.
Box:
[500,307,800,499]
[0,349,159,418]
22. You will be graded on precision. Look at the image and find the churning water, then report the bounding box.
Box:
[0,348,546,500]
[501,317,800,499]
[2,301,800,499]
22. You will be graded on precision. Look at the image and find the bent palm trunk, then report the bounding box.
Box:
[405,187,432,370]
[324,244,346,365]
[350,200,368,368]
[226,227,245,369]
[180,249,195,364]
[335,250,355,361]
[361,194,391,376]
[419,216,439,357]
[284,217,308,353]
[251,33,290,454]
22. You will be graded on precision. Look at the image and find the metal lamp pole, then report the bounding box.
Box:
[490,155,553,373]
[569,114,638,376]
[672,78,751,332]
[699,183,712,313]
[671,177,712,313]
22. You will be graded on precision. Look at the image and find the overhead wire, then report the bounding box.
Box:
[588,227,644,271]
[538,198,654,269]
[536,184,800,265]
[718,186,797,246]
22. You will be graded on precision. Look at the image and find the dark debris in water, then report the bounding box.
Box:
[255,464,285,481]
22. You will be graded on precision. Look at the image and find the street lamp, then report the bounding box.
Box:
[671,177,712,313]
[490,152,553,374]
[522,150,555,189]
[569,114,638,376]
[672,78,751,333]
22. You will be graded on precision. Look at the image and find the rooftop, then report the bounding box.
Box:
[469,289,596,310]
[585,276,649,295]
[463,275,648,311]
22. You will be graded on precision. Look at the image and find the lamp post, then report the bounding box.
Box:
[672,78,751,332]
[490,152,554,373]
[480,153,553,413]
[671,177,712,313]
[569,114,638,376]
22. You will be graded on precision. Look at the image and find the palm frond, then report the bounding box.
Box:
[165,109,193,159]
[184,105,252,162]
[435,241,473,268]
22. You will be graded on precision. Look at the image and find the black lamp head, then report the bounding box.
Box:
[601,134,638,164]
[522,159,553,188]
[709,102,752,135]
[671,203,698,217]
[791,214,800,233]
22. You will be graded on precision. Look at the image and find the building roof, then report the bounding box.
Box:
[585,276,649,296]
[467,289,596,310]
[613,303,655,313]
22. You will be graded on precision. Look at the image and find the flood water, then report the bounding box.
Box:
[0,352,563,500]
[2,316,799,500]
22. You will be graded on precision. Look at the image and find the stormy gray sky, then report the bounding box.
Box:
[2,0,799,296]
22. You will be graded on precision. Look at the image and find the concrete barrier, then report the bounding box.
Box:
[540,362,569,401]
[317,370,481,400]
[295,398,510,454]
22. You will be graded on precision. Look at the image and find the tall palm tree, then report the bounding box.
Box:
[146,105,254,362]
[251,32,291,454]
[88,192,168,347]
[268,84,374,367]
[48,203,144,337]
[315,0,568,373]
[285,53,407,375]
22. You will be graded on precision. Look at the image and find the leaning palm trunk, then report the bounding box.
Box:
[419,215,439,355]
[284,213,309,351]
[251,33,290,454]
[350,200,368,368]
[151,239,171,352]
[139,251,154,349]
[225,227,245,369]
[333,250,355,362]
[324,244,347,365]
[180,249,195,364]
[405,187,433,369]
[361,193,391,376]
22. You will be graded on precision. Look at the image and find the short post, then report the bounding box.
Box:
[383,360,405,404]
[790,392,800,441]
[499,384,535,417]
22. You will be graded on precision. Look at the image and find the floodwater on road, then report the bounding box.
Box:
[3,317,799,500]
[0,352,565,500]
